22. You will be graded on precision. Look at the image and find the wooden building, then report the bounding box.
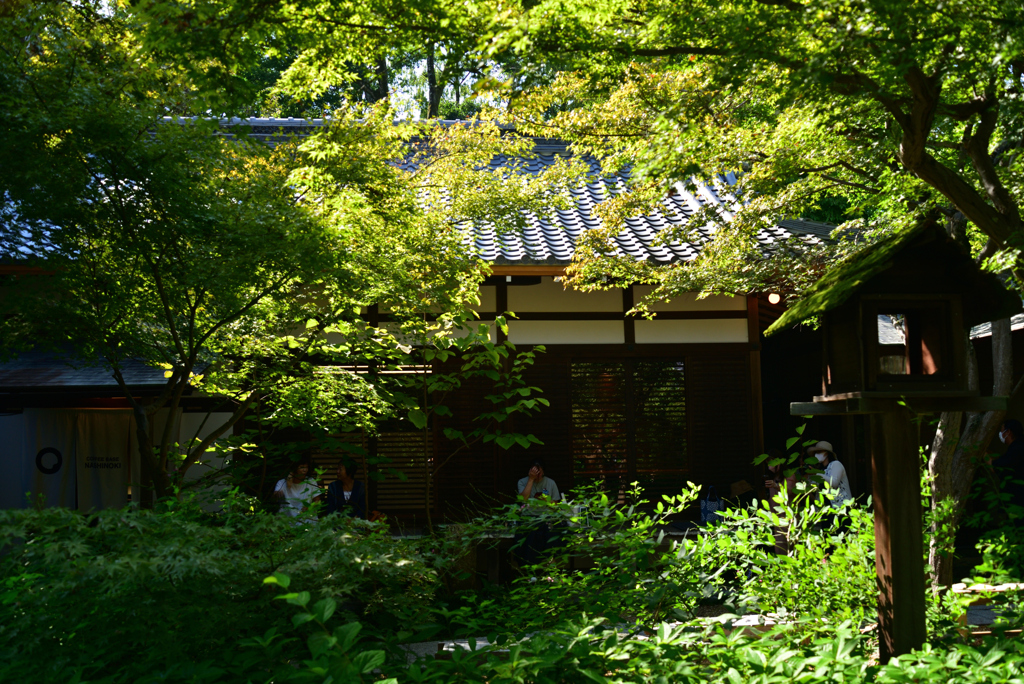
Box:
[226,119,834,522]
[1,119,834,517]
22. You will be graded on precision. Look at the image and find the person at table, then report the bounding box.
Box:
[514,458,562,567]
[518,458,561,506]
[325,458,367,520]
[272,460,322,518]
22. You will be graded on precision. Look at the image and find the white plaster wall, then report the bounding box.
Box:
[177,412,235,511]
[508,320,625,345]
[508,277,623,312]
[472,286,496,312]
[632,287,746,312]
[634,319,749,343]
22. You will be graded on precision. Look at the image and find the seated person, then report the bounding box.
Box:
[514,458,562,566]
[273,460,322,518]
[325,459,367,520]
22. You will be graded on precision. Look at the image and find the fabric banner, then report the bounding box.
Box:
[25,409,79,509]
[77,410,132,511]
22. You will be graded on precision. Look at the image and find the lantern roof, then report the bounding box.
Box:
[766,221,1021,336]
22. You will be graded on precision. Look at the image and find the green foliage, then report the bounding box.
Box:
[438,98,484,120]
[967,466,1024,582]
[0,501,446,682]
[6,473,1024,682]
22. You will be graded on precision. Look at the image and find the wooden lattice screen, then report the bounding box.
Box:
[375,431,433,513]
[632,360,689,501]
[364,350,752,519]
[686,355,754,493]
[568,359,689,502]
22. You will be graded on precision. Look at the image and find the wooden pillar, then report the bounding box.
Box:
[496,282,508,343]
[623,284,635,345]
[869,407,926,661]
[747,295,764,454]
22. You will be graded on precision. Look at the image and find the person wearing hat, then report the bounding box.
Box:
[807,441,852,509]
[514,458,562,566]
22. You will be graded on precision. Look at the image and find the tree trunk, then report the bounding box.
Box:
[130,403,172,504]
[927,318,1011,587]
[360,57,390,103]
[426,43,442,118]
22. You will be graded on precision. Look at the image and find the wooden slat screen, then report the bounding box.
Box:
[368,350,752,519]
[375,431,432,512]
[632,360,689,502]
[570,361,629,498]
[686,354,753,493]
[435,371,499,517]
[311,434,368,484]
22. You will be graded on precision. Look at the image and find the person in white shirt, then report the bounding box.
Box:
[808,440,853,536]
[808,440,852,507]
[272,461,322,518]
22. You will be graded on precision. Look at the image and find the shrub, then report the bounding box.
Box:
[0,499,449,682]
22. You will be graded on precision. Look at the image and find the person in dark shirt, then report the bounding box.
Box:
[325,459,367,520]
[992,419,1024,514]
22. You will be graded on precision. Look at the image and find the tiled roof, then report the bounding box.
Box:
[206,118,835,266]
[0,351,166,390]
[970,313,1024,339]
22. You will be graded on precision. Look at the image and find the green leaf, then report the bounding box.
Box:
[313,597,337,623]
[407,408,428,429]
[292,613,316,627]
[308,632,338,657]
[352,650,386,673]
[334,622,362,652]
[286,591,311,607]
[264,572,291,589]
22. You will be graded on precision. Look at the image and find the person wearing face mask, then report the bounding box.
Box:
[992,419,1024,514]
[807,441,852,509]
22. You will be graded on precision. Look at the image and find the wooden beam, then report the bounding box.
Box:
[623,285,635,345]
[489,265,567,276]
[792,396,1008,415]
[496,283,508,343]
[0,265,53,275]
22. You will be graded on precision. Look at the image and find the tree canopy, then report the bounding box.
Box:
[0,0,587,499]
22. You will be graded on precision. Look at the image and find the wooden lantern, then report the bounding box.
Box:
[766,221,1021,660]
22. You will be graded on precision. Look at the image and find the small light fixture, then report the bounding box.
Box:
[506,276,512,283]
[768,293,781,305]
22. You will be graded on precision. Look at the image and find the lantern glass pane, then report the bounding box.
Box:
[878,314,908,375]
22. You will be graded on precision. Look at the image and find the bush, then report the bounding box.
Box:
[0,498,450,682]
[5,478,1024,683]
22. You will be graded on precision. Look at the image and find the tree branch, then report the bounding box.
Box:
[964,102,1023,238]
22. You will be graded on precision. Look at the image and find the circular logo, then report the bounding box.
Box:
[36,447,62,475]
